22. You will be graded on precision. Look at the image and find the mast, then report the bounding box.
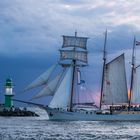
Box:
[70,59,76,111]
[100,30,107,109]
[59,32,88,110]
[129,36,136,107]
[70,31,77,111]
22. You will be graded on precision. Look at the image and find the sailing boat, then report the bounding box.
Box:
[21,32,140,121]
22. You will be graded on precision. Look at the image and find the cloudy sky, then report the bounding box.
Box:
[0,0,140,105]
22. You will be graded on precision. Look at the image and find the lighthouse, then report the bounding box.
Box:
[4,78,14,108]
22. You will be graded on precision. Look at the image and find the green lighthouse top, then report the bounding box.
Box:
[5,78,13,88]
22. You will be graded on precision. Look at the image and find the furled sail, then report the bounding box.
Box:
[131,66,140,104]
[24,64,57,91]
[62,36,88,50]
[77,69,81,84]
[102,54,128,105]
[60,50,88,63]
[49,66,73,108]
[31,71,64,100]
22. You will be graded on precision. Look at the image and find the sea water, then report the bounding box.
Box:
[0,107,140,140]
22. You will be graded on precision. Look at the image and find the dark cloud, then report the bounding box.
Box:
[0,0,140,105]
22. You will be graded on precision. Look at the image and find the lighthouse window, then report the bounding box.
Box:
[6,88,12,94]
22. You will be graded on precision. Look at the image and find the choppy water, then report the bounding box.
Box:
[0,107,140,140]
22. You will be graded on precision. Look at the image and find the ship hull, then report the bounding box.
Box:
[45,107,140,121]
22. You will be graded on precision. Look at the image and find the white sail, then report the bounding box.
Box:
[60,50,88,63]
[24,64,57,91]
[102,54,128,105]
[49,67,73,108]
[31,71,64,99]
[62,36,88,50]
[131,66,140,104]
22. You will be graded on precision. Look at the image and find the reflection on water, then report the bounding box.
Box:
[0,107,140,140]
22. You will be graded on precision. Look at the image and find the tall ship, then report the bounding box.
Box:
[16,31,140,121]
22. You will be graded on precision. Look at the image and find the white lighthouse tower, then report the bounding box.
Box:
[5,78,14,108]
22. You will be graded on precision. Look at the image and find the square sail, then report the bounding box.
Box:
[60,50,88,63]
[62,36,88,50]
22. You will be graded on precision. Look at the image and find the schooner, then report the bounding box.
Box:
[15,32,140,121]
